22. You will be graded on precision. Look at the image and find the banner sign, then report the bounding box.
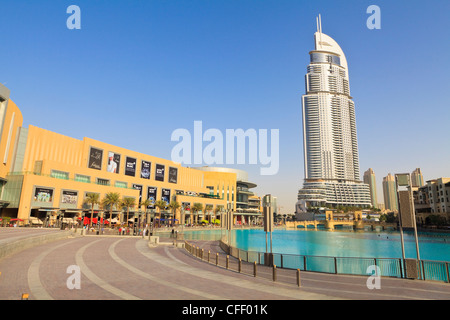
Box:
[147,187,157,209]
[88,147,103,170]
[132,184,143,204]
[155,164,165,181]
[168,167,178,184]
[107,152,121,174]
[140,160,151,179]
[34,187,54,203]
[125,157,137,177]
[61,190,78,205]
[161,188,171,205]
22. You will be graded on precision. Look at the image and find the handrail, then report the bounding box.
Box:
[185,238,450,283]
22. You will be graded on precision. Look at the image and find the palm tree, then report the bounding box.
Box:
[103,192,121,228]
[214,205,223,227]
[84,193,100,227]
[168,201,180,227]
[121,197,136,228]
[205,204,213,224]
[154,200,167,228]
[140,198,151,232]
[192,203,203,226]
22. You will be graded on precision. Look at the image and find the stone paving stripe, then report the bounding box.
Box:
[137,240,340,300]
[108,238,227,300]
[75,239,140,300]
[27,240,73,300]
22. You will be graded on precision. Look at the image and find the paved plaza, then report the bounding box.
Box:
[0,228,449,301]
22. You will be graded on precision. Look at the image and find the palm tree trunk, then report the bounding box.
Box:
[90,205,94,227]
[158,209,161,228]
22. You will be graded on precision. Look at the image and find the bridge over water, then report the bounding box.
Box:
[286,210,397,231]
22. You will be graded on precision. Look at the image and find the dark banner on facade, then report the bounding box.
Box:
[168,167,178,184]
[107,152,121,174]
[61,190,78,205]
[34,187,54,203]
[141,160,151,179]
[161,188,171,205]
[88,147,103,170]
[147,186,157,209]
[125,157,137,177]
[132,184,143,204]
[155,164,165,181]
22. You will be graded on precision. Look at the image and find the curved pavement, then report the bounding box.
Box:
[0,233,449,300]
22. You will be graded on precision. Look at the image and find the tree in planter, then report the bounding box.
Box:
[103,192,121,228]
[154,200,167,228]
[140,198,151,227]
[192,203,203,226]
[205,204,213,224]
[214,205,224,227]
[168,201,181,227]
[84,193,100,227]
[121,197,136,228]
[138,199,151,236]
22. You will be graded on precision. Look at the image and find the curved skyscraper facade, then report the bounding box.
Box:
[298,17,370,209]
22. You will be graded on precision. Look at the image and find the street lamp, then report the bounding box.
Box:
[263,194,274,266]
[395,173,421,279]
[226,203,233,247]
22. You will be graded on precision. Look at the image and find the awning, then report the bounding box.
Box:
[61,209,84,213]
[35,207,60,212]
[29,217,43,225]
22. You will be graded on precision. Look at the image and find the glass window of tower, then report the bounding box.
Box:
[310,52,341,66]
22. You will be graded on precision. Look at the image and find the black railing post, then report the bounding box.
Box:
[334,257,338,274]
[273,265,277,282]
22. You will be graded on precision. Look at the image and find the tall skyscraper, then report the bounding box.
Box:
[297,16,370,208]
[411,168,424,187]
[382,173,398,211]
[364,168,378,208]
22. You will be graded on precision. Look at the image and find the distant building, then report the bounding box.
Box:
[382,173,398,211]
[426,178,450,214]
[413,178,450,225]
[363,168,378,208]
[271,196,278,216]
[411,168,424,187]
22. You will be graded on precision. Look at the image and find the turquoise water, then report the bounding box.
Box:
[182,228,450,262]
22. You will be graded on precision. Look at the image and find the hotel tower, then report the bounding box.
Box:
[297,16,370,209]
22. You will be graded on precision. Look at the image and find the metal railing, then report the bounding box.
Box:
[185,240,450,284]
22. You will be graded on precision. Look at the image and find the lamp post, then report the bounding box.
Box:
[263,194,274,266]
[226,203,233,247]
[395,173,420,278]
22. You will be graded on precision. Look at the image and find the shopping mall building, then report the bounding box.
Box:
[0,84,262,227]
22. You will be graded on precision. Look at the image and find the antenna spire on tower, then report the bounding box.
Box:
[319,14,322,33]
[316,14,323,46]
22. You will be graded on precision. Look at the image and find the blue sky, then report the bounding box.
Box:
[2,0,449,212]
